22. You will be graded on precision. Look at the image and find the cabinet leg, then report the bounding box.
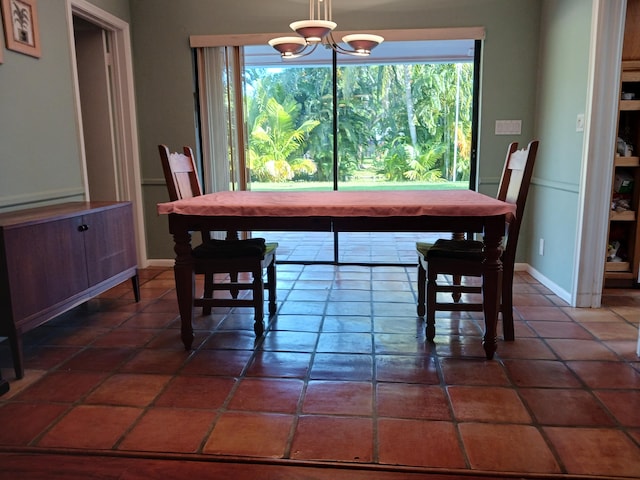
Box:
[131,273,140,302]
[9,329,24,380]
[0,376,9,396]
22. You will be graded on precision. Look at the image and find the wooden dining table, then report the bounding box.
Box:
[157,189,516,359]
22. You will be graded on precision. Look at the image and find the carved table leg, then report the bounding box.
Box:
[482,217,504,360]
[172,225,195,350]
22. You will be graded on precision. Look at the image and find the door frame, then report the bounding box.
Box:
[573,0,626,307]
[66,0,147,267]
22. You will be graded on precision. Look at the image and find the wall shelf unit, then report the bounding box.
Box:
[605,61,640,287]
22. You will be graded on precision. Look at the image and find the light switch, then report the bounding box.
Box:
[495,120,522,135]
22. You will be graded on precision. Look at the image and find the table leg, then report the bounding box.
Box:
[173,228,195,350]
[482,217,504,360]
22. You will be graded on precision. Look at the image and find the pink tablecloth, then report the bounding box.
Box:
[157,190,516,219]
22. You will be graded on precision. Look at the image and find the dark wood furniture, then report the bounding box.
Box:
[157,190,515,359]
[0,373,8,396]
[158,145,277,335]
[0,201,139,379]
[417,141,539,343]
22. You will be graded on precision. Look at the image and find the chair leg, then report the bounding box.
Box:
[252,268,265,336]
[202,272,214,315]
[267,259,277,316]
[417,260,426,317]
[452,274,462,302]
[230,271,239,299]
[450,232,464,303]
[425,267,437,342]
[502,263,515,341]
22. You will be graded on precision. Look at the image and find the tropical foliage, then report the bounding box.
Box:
[244,61,474,185]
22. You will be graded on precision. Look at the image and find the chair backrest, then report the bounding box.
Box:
[496,140,539,263]
[158,144,203,201]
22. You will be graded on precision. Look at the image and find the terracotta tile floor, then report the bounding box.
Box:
[0,264,639,479]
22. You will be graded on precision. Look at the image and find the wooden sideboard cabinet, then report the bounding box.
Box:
[0,201,139,379]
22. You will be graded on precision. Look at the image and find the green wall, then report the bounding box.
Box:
[129,0,542,259]
[526,0,593,294]
[0,0,129,211]
[0,0,597,298]
[0,0,83,210]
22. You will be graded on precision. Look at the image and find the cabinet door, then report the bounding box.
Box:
[3,217,88,322]
[82,204,137,286]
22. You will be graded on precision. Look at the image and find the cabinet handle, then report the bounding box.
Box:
[77,224,89,232]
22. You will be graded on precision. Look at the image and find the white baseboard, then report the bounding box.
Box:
[146,259,174,268]
[519,263,572,306]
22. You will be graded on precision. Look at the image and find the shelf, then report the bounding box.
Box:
[621,65,640,82]
[610,210,636,221]
[605,261,631,272]
[614,155,640,167]
[620,100,640,111]
[603,274,636,288]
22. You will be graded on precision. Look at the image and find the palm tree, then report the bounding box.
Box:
[248,97,319,182]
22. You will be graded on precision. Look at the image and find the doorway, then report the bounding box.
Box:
[73,16,119,201]
[68,0,147,265]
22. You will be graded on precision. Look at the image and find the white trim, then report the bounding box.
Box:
[67,0,148,268]
[65,1,90,204]
[190,27,486,48]
[572,0,626,308]
[147,259,175,268]
[525,264,572,305]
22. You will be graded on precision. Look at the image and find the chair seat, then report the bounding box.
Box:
[421,238,485,261]
[193,238,278,259]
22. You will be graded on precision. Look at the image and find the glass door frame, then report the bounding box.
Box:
[192,30,484,265]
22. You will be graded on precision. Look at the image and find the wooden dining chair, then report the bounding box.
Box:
[416,140,539,342]
[158,144,277,335]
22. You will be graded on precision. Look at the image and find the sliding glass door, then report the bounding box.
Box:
[206,39,480,264]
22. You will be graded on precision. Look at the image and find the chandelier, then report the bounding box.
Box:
[268,0,384,59]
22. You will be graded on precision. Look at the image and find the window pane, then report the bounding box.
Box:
[244,40,476,264]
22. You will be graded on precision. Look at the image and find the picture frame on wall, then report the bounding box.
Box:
[1,0,40,58]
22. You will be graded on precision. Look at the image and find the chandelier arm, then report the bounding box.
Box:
[283,42,319,59]
[325,32,368,57]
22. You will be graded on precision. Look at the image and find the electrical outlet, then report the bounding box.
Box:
[539,238,545,256]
